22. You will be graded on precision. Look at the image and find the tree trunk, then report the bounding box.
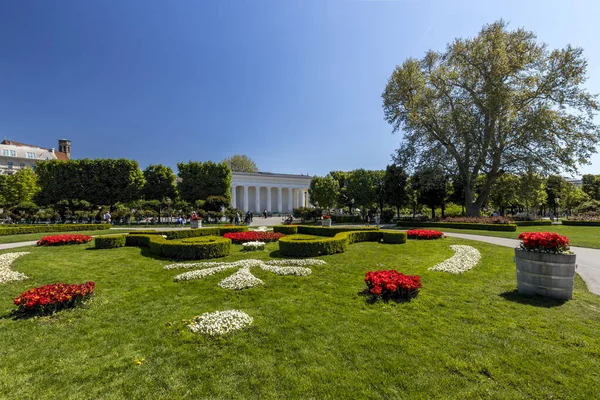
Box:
[464,186,481,217]
[431,207,435,220]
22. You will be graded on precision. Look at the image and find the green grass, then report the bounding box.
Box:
[1,239,600,399]
[0,229,138,245]
[397,224,600,249]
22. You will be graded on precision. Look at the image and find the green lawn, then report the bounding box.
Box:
[396,224,600,249]
[0,229,137,245]
[1,239,599,399]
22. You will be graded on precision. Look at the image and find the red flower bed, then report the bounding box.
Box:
[223,231,285,244]
[518,232,570,254]
[365,270,421,301]
[13,282,95,315]
[37,234,93,246]
[407,229,444,240]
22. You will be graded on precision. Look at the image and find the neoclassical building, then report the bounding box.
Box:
[231,171,312,213]
[0,139,71,175]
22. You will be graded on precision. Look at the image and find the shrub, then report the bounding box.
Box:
[223,231,284,244]
[364,270,421,301]
[37,234,93,246]
[441,216,512,224]
[518,232,570,254]
[163,226,248,240]
[381,209,396,223]
[512,212,536,221]
[13,282,95,315]
[561,220,600,226]
[330,215,354,224]
[95,235,126,249]
[381,231,407,244]
[273,225,298,234]
[125,234,155,247]
[0,224,110,236]
[297,225,380,237]
[407,229,444,240]
[396,221,517,232]
[513,220,552,226]
[151,236,231,259]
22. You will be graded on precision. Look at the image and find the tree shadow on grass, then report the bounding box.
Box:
[499,289,568,308]
[357,289,418,305]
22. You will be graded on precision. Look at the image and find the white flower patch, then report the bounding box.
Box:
[0,252,30,284]
[188,310,253,336]
[429,245,481,274]
[218,267,264,290]
[251,226,269,232]
[170,258,325,289]
[241,241,266,251]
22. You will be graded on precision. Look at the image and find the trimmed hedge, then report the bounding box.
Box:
[163,226,248,240]
[124,233,231,259]
[561,220,600,226]
[0,224,111,236]
[513,220,552,227]
[95,235,126,249]
[273,225,298,234]
[395,221,517,232]
[297,225,380,237]
[330,215,355,224]
[279,229,406,257]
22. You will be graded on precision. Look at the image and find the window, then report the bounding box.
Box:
[26,152,36,159]
[20,163,25,167]
[2,149,8,156]
[7,162,13,170]
[9,150,16,157]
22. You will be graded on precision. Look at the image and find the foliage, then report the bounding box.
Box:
[442,216,512,224]
[273,225,298,235]
[383,20,600,216]
[0,168,40,207]
[346,169,380,212]
[142,164,177,202]
[383,164,408,217]
[581,174,600,200]
[411,167,447,218]
[144,236,232,260]
[518,232,570,254]
[177,161,231,204]
[37,234,93,246]
[397,221,517,232]
[364,270,421,300]
[308,175,340,210]
[292,207,321,222]
[36,159,144,206]
[407,229,444,240]
[489,174,520,213]
[205,196,229,212]
[0,224,110,236]
[94,235,126,249]
[518,172,547,214]
[13,282,95,316]
[223,154,258,172]
[560,184,589,212]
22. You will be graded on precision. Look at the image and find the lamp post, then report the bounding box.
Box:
[351,198,355,224]
[166,197,172,227]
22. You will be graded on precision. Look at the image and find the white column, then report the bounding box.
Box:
[266,187,272,213]
[298,189,303,208]
[288,188,293,212]
[231,186,236,208]
[243,186,249,213]
[255,186,260,213]
[277,187,283,213]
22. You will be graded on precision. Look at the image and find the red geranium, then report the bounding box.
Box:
[364,270,421,301]
[407,229,444,240]
[322,215,331,220]
[37,234,93,246]
[223,231,285,244]
[13,282,95,315]
[518,232,570,254]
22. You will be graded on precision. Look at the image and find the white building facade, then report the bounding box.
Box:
[231,172,312,213]
[0,139,71,175]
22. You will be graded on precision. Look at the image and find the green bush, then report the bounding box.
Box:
[381,209,395,223]
[297,225,380,237]
[513,221,552,226]
[125,234,155,247]
[273,225,298,234]
[561,220,600,226]
[396,221,517,232]
[0,224,111,236]
[330,215,354,224]
[95,235,126,249]
[148,236,231,259]
[279,228,405,257]
[163,226,247,240]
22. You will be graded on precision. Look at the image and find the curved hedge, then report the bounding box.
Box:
[0,224,111,236]
[273,225,298,234]
[95,235,126,249]
[396,221,517,232]
[279,229,406,257]
[124,233,231,260]
[561,220,600,226]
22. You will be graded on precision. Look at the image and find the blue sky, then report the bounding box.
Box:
[1,0,599,177]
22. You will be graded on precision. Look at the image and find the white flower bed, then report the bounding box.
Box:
[251,226,269,232]
[429,245,481,274]
[218,267,264,290]
[242,241,266,251]
[188,310,253,336]
[0,252,30,284]
[169,258,325,289]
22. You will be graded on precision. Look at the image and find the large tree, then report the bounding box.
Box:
[308,175,340,210]
[142,164,177,201]
[383,20,600,216]
[223,154,258,172]
[177,161,231,204]
[411,167,447,219]
[383,164,408,218]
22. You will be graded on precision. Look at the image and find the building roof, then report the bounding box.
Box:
[232,171,312,179]
[1,139,69,160]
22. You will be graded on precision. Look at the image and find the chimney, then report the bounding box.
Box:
[49,148,55,153]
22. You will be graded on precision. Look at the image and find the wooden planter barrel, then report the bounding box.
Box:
[515,249,576,300]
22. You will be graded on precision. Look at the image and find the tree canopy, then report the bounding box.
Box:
[223,154,258,172]
[142,164,177,201]
[382,20,600,216]
[308,175,340,210]
[177,161,231,204]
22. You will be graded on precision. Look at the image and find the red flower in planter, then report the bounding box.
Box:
[364,270,421,301]
[13,282,95,315]
[37,234,93,246]
[322,215,331,220]
[407,229,444,240]
[223,231,285,244]
[517,232,570,254]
